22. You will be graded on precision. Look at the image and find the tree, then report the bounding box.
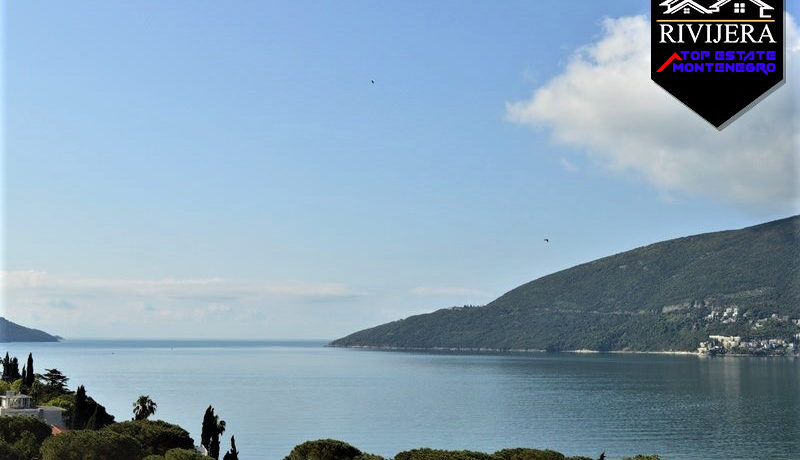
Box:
[201,406,226,460]
[37,369,69,394]
[223,435,239,460]
[0,415,52,458]
[72,385,115,430]
[20,366,26,388]
[0,441,23,460]
[39,429,142,460]
[74,385,87,429]
[25,354,34,387]
[133,395,158,421]
[7,357,20,382]
[284,439,374,460]
[104,420,194,456]
[2,353,9,381]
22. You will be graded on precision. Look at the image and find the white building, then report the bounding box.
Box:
[0,391,65,427]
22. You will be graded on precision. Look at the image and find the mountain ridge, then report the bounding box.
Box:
[0,317,61,342]
[331,216,800,352]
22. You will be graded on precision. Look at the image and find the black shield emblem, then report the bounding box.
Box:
[651,0,784,129]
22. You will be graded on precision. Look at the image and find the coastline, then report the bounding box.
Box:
[328,344,700,356]
[329,344,799,357]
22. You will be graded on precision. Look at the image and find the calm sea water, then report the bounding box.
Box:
[2,340,798,460]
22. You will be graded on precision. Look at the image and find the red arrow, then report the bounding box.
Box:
[657,52,683,73]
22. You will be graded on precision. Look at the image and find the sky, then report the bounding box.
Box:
[2,0,799,339]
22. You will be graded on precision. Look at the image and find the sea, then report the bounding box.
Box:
[2,340,798,460]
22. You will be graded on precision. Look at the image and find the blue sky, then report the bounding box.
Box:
[3,1,798,339]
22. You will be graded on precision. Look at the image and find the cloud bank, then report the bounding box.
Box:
[507,14,800,210]
[1,271,364,338]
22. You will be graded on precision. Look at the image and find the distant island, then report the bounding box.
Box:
[332,216,800,355]
[0,318,61,343]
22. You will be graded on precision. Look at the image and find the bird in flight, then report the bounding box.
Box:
[544,238,550,243]
[371,80,375,84]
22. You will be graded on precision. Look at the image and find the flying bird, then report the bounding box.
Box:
[544,238,550,243]
[371,80,375,84]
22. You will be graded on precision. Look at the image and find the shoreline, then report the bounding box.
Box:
[328,344,699,355]
[329,344,799,357]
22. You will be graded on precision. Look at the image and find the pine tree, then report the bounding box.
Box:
[25,353,34,386]
[223,435,239,460]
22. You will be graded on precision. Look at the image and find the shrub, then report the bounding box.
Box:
[164,448,208,459]
[494,448,566,460]
[104,420,194,456]
[284,439,373,460]
[0,440,23,460]
[0,415,52,456]
[394,448,497,460]
[39,429,142,460]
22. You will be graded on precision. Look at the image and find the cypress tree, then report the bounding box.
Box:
[21,365,26,387]
[9,357,20,381]
[223,435,239,460]
[25,353,34,386]
[2,352,9,381]
[74,385,88,429]
[201,406,214,451]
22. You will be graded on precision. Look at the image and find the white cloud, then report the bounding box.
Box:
[507,14,800,210]
[0,271,364,338]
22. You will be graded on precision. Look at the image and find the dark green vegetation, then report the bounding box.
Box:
[282,439,657,460]
[0,351,239,460]
[105,420,194,456]
[0,318,60,343]
[332,216,800,352]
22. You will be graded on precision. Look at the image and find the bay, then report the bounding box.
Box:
[3,340,798,459]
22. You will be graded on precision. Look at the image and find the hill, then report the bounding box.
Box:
[0,318,61,342]
[332,216,800,352]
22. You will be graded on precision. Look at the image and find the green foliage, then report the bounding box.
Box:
[394,449,497,460]
[164,448,208,460]
[494,448,566,460]
[10,379,23,392]
[104,420,194,456]
[0,380,10,393]
[0,440,24,460]
[44,394,76,414]
[0,416,52,454]
[332,216,799,352]
[39,429,142,460]
[0,416,51,459]
[283,439,371,460]
[622,456,661,460]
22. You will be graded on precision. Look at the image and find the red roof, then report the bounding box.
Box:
[51,425,68,435]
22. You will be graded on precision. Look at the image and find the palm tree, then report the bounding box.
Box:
[132,395,157,421]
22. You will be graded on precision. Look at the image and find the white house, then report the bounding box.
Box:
[0,391,65,427]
